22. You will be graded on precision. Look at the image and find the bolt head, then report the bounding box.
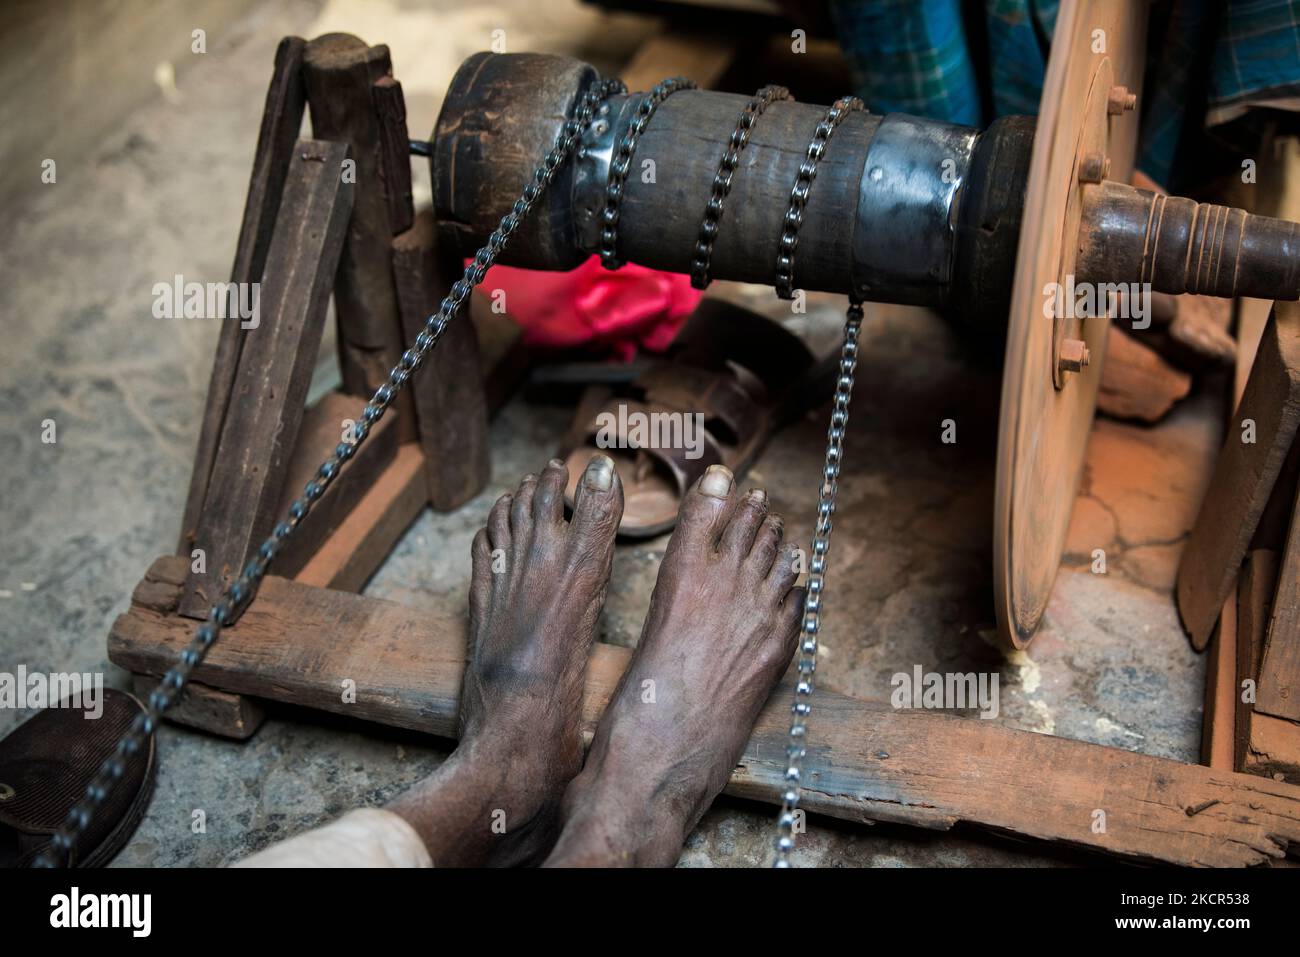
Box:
[1079,151,1109,184]
[1107,85,1138,114]
[1058,338,1091,374]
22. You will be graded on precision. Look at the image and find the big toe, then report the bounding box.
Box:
[566,454,625,559]
[667,464,737,557]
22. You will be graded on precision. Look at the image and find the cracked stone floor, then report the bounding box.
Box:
[0,0,1216,867]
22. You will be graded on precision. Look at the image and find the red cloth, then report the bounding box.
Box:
[475,255,702,360]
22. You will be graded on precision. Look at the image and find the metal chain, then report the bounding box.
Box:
[773,298,862,867]
[34,74,627,868]
[774,96,864,300]
[599,76,697,270]
[690,84,792,290]
[771,91,867,866]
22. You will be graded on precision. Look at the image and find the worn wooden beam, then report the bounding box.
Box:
[179,140,353,620]
[372,75,414,237]
[302,33,416,441]
[270,391,400,578]
[1177,302,1300,649]
[1238,550,1280,771]
[133,674,266,741]
[111,556,1300,867]
[1258,486,1300,720]
[294,443,426,592]
[1201,595,1238,769]
[179,37,307,554]
[1245,712,1300,783]
[393,210,491,510]
[126,559,266,739]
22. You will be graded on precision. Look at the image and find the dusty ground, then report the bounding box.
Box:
[0,0,1217,867]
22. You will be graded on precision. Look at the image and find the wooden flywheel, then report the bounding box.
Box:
[993,0,1148,648]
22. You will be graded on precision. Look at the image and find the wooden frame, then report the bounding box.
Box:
[111,32,1300,867]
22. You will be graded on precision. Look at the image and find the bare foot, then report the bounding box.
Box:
[388,455,623,865]
[545,464,803,866]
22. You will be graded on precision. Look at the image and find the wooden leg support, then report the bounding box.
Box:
[133,675,266,741]
[178,37,308,557]
[179,140,354,620]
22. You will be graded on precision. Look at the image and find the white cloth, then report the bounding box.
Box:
[233,808,432,868]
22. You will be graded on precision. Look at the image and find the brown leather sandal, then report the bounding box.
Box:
[0,688,156,867]
[559,299,816,537]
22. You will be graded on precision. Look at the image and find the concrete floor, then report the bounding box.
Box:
[0,0,1215,867]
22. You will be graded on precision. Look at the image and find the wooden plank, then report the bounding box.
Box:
[1177,302,1300,649]
[294,443,426,592]
[1258,480,1300,720]
[302,33,416,440]
[372,75,414,237]
[269,391,400,578]
[1238,550,1281,770]
[179,36,307,554]
[111,556,1300,867]
[1201,596,1237,769]
[392,210,491,510]
[179,140,354,620]
[1245,711,1300,783]
[133,674,266,741]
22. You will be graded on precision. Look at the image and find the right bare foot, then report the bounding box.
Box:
[544,464,803,866]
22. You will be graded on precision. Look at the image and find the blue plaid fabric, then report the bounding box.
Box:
[829,0,1300,185]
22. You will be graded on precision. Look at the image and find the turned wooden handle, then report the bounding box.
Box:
[1077,179,1300,300]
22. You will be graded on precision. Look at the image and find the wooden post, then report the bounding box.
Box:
[268,391,401,578]
[179,140,354,620]
[178,37,307,554]
[392,210,491,510]
[1258,485,1300,721]
[301,33,416,440]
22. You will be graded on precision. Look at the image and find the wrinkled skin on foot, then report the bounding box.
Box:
[547,464,803,867]
[462,455,623,793]
[388,455,622,866]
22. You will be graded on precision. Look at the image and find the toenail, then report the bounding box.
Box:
[700,464,733,498]
[548,458,564,469]
[585,454,614,491]
[748,488,767,505]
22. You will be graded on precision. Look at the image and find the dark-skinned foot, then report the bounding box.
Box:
[544,463,803,867]
[388,454,623,866]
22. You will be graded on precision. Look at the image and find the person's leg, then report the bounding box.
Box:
[386,454,623,866]
[544,464,802,866]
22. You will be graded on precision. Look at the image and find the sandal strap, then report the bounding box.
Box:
[581,398,724,495]
[637,364,762,446]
